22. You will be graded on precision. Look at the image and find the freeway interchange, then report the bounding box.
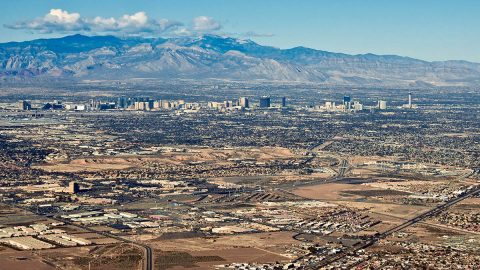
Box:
[283,141,480,269]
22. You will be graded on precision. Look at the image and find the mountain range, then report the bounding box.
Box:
[1,34,480,86]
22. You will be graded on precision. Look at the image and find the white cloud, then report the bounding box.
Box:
[4,10,272,39]
[6,9,87,33]
[118,12,148,27]
[192,16,222,32]
[44,9,81,24]
[91,16,116,28]
[5,9,182,35]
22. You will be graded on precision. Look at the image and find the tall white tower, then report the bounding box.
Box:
[408,92,412,108]
[378,100,387,110]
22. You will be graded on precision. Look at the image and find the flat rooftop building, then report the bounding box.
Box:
[1,236,55,250]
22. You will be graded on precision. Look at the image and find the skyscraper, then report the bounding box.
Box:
[378,100,387,110]
[408,92,412,108]
[239,97,249,108]
[343,95,351,109]
[153,100,161,109]
[18,100,31,110]
[117,96,127,109]
[68,181,80,194]
[353,101,363,111]
[281,97,287,107]
[259,97,271,108]
[148,100,154,110]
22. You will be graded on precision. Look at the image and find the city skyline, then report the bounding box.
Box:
[1,2,480,270]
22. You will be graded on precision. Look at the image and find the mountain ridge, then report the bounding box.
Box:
[1,34,480,86]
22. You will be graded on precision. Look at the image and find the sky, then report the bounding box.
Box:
[1,0,479,62]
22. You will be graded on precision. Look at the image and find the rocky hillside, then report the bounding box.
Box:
[1,34,480,86]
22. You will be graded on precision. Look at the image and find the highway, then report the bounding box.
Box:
[305,184,480,269]
[299,140,324,165]
[282,159,349,190]
[278,139,349,191]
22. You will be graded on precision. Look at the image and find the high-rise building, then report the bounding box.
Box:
[281,97,287,107]
[89,99,96,110]
[224,100,233,108]
[408,92,412,108]
[68,181,80,194]
[378,100,387,110]
[259,97,271,108]
[343,95,351,109]
[162,101,171,109]
[239,97,249,108]
[18,100,32,111]
[117,96,127,109]
[18,100,31,110]
[134,101,147,111]
[353,101,363,111]
[147,100,154,110]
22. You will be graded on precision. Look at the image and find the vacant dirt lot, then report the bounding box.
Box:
[149,231,299,269]
[293,183,373,201]
[34,147,297,173]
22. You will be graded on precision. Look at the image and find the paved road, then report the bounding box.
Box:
[299,140,325,165]
[305,185,480,269]
[52,215,154,270]
[280,159,349,191]
[66,220,154,270]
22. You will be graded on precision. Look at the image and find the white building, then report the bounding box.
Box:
[378,100,387,110]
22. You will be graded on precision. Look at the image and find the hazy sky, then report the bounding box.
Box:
[1,0,479,62]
